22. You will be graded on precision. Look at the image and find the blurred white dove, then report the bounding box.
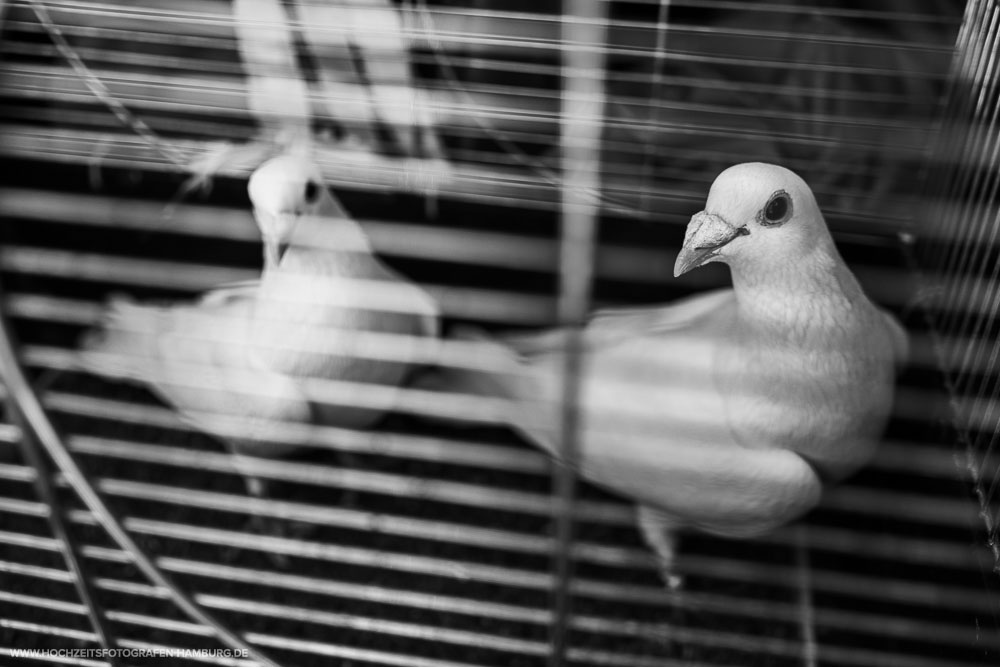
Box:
[418,162,908,586]
[292,0,442,158]
[186,1,444,210]
[79,153,439,511]
[217,0,439,160]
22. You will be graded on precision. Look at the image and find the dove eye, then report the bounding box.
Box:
[758,190,792,227]
[303,181,320,204]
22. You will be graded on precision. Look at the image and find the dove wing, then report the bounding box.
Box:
[500,288,735,357]
[143,291,313,446]
[498,291,822,536]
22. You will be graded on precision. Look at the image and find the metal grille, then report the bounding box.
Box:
[1,1,998,666]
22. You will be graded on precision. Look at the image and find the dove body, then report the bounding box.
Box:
[80,155,438,458]
[424,163,906,569]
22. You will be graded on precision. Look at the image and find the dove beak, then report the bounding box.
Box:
[259,211,295,270]
[262,237,284,270]
[673,211,750,277]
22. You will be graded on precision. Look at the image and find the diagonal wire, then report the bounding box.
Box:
[4,398,120,665]
[25,0,188,169]
[0,272,285,667]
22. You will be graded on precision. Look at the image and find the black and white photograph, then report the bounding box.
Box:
[0,1,997,665]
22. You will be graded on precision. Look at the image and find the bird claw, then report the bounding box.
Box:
[636,504,685,590]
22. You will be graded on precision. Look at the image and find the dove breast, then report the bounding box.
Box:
[248,249,436,428]
[717,297,899,482]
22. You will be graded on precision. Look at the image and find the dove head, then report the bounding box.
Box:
[674,163,833,279]
[248,155,325,267]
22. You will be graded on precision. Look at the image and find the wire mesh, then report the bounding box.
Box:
[916,0,1000,582]
[0,0,998,666]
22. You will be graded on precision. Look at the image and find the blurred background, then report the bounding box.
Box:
[1,0,999,666]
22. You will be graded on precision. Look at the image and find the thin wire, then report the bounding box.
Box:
[0,377,961,482]
[0,128,928,231]
[933,0,997,323]
[0,89,932,173]
[403,2,952,53]
[1,585,552,657]
[637,0,670,215]
[952,170,1000,400]
[0,4,120,633]
[5,3,747,220]
[0,44,940,152]
[411,0,646,220]
[24,0,187,169]
[1,60,937,145]
[0,274,284,666]
[7,366,969,525]
[936,3,1000,340]
[1,43,952,118]
[977,400,1000,511]
[9,0,960,56]
[942,13,1000,384]
[0,504,992,624]
[0,29,950,108]
[917,0,985,273]
[0,500,994,620]
[904,179,1000,582]
[0,131,923,234]
[2,505,987,660]
[964,233,1000,507]
[1,1,992,656]
[794,526,818,667]
[3,405,120,663]
[0,510,991,659]
[628,0,961,24]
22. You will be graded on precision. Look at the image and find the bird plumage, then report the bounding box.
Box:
[80,153,439,460]
[418,162,907,581]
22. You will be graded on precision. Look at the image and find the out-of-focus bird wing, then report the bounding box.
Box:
[79,291,312,446]
[233,0,312,140]
[500,288,735,357]
[165,297,310,428]
[183,0,314,189]
[294,0,440,158]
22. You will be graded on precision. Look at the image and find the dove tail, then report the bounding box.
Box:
[78,296,160,381]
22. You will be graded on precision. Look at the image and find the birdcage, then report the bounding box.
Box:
[0,1,998,666]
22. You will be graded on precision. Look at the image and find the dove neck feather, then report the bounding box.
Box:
[251,189,386,376]
[284,191,373,263]
[730,239,865,340]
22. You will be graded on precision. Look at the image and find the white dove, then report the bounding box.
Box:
[187,0,443,199]
[79,154,440,508]
[417,162,908,585]
[292,0,442,158]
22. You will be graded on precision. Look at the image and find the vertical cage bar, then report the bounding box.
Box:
[551,0,609,664]
[638,0,671,215]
